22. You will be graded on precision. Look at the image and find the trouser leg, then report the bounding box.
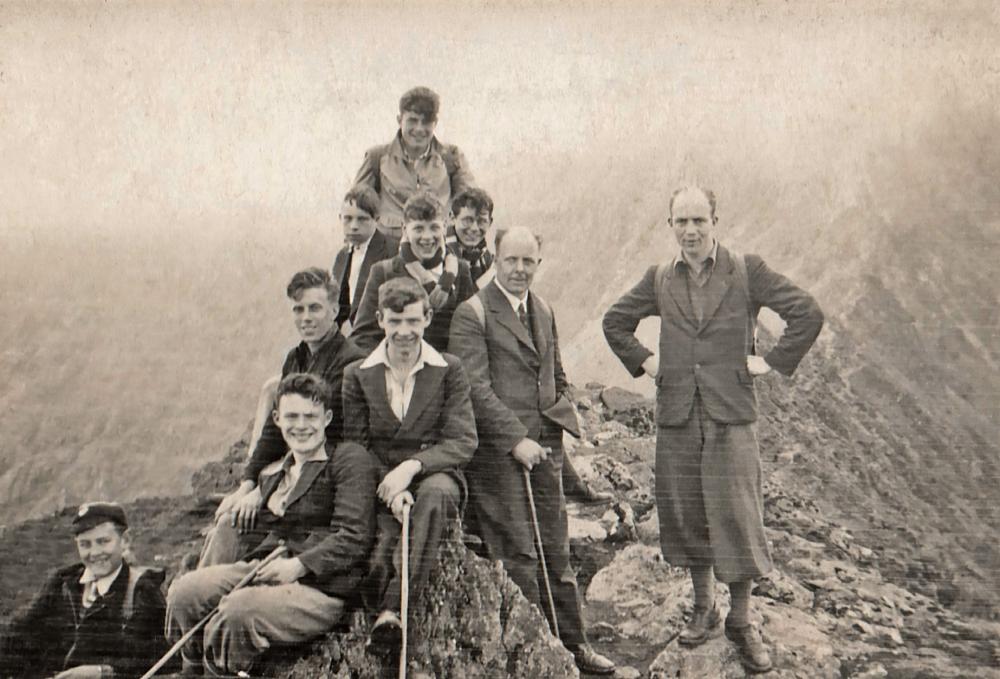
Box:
[166,561,254,668]
[376,472,460,613]
[529,441,587,647]
[203,583,344,675]
[197,516,266,568]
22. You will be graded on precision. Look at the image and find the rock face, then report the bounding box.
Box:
[281,522,579,679]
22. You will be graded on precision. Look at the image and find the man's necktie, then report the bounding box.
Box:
[339,246,353,314]
[517,302,530,331]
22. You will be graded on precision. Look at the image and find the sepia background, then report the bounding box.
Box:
[1,0,998,620]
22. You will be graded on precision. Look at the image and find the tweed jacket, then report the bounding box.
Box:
[603,244,824,425]
[250,440,379,598]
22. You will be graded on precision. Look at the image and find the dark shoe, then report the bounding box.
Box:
[725,623,773,674]
[678,605,722,647]
[567,643,616,675]
[367,609,402,657]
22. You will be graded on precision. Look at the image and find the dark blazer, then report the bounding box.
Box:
[249,441,379,599]
[350,255,475,353]
[603,244,824,425]
[341,350,477,484]
[242,330,367,483]
[332,230,400,327]
[0,562,175,679]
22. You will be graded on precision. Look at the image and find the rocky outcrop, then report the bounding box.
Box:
[281,522,579,679]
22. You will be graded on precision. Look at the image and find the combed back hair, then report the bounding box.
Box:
[402,192,444,223]
[495,226,542,252]
[668,185,718,220]
[399,86,440,122]
[287,267,339,303]
[342,186,380,220]
[451,188,494,220]
[276,372,334,412]
[377,276,430,313]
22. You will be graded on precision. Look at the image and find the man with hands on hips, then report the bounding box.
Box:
[602,185,824,674]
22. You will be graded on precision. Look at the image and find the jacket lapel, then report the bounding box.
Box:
[528,292,549,359]
[282,459,327,510]
[397,364,446,433]
[486,282,537,355]
[666,266,699,329]
[697,248,734,334]
[359,363,401,427]
[258,458,291,505]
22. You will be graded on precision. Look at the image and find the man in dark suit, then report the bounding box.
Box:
[331,186,400,335]
[0,502,176,679]
[351,193,475,353]
[448,226,616,676]
[167,373,378,676]
[602,185,824,674]
[200,268,367,567]
[342,276,477,655]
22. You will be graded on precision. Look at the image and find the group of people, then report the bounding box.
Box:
[1,86,823,678]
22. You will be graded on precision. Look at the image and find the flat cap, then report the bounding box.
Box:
[72,501,128,535]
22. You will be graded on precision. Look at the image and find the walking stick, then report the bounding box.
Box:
[523,466,561,640]
[399,502,411,679]
[140,544,287,679]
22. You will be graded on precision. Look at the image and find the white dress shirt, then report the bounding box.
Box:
[264,446,329,517]
[79,563,124,608]
[348,236,374,304]
[359,338,448,420]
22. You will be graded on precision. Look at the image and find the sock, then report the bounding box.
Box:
[690,566,715,612]
[727,579,753,627]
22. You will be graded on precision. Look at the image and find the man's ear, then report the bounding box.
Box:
[324,409,334,427]
[376,309,385,328]
[424,308,434,324]
[396,113,403,127]
[272,409,281,426]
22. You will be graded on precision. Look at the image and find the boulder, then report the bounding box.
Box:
[282,522,579,679]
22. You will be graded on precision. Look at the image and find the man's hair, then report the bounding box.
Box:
[275,372,334,412]
[668,185,718,220]
[342,185,380,220]
[403,192,444,223]
[451,188,494,220]
[287,267,339,304]
[495,225,542,252]
[399,86,440,122]
[377,276,430,313]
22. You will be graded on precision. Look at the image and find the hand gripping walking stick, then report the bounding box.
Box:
[523,466,560,640]
[140,543,287,679]
[399,502,412,679]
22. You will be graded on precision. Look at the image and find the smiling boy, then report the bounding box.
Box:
[352,87,476,239]
[342,276,476,655]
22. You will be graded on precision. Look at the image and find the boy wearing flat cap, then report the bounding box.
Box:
[0,502,175,679]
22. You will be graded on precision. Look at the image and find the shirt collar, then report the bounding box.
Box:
[359,337,448,370]
[79,563,124,595]
[285,444,328,468]
[350,233,375,255]
[393,131,435,162]
[674,239,719,272]
[495,279,529,311]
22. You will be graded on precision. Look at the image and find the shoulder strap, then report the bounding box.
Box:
[729,250,758,355]
[654,262,672,316]
[439,143,460,178]
[366,144,390,193]
[467,292,486,330]
[122,566,151,625]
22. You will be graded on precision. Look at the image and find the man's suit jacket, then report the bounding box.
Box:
[332,230,400,327]
[603,244,824,426]
[448,280,573,458]
[350,255,475,353]
[249,441,379,599]
[341,350,477,487]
